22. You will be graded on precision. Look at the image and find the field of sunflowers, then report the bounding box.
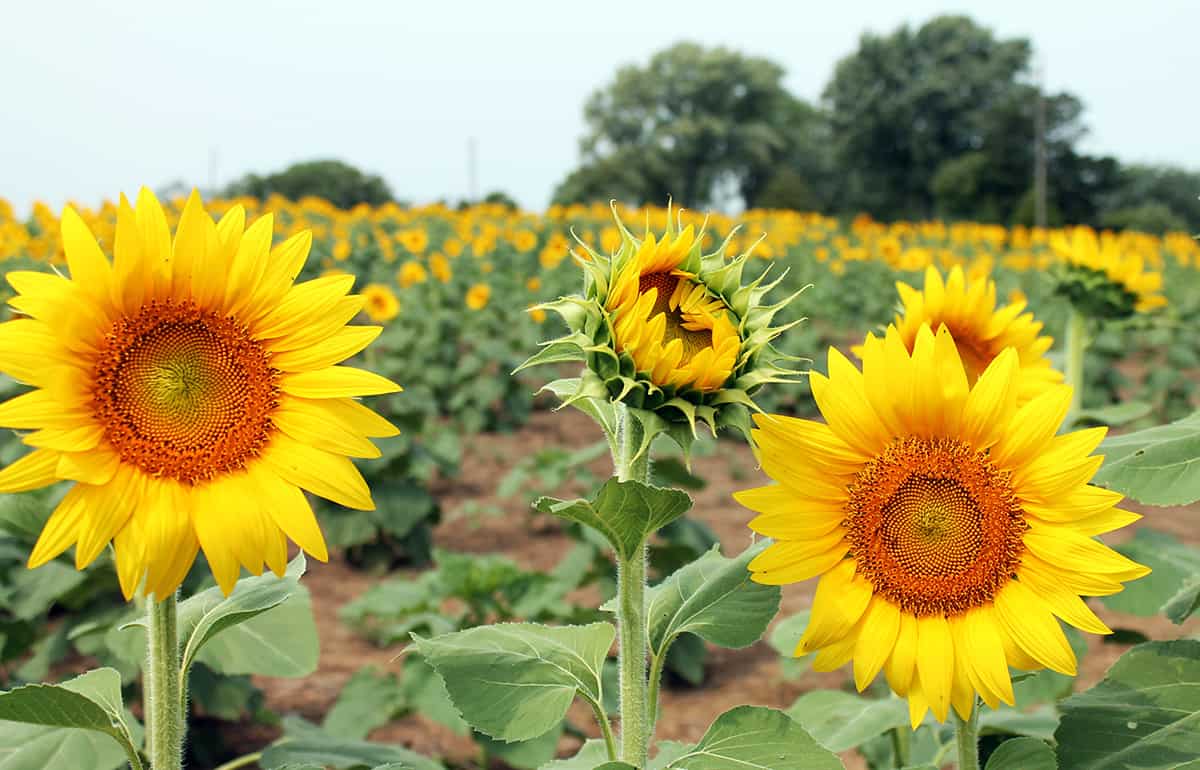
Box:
[0,191,1196,770]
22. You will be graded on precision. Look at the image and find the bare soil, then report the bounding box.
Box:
[223,408,1200,770]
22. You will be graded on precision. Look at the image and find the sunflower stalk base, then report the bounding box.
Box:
[613,403,651,768]
[146,593,184,770]
[953,703,981,770]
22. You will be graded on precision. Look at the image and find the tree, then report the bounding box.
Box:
[1100,164,1200,231]
[224,159,392,209]
[824,16,1031,218]
[554,42,819,209]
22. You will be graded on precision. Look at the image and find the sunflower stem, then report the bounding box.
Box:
[953,702,981,770]
[613,403,650,768]
[889,723,911,767]
[1064,306,1088,426]
[146,592,183,770]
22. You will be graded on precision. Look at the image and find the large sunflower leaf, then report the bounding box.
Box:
[260,716,442,770]
[534,479,691,561]
[1055,639,1200,770]
[1093,411,1200,505]
[661,705,841,769]
[412,622,614,742]
[1100,529,1200,623]
[786,690,909,752]
[986,737,1056,770]
[0,668,140,770]
[647,542,780,657]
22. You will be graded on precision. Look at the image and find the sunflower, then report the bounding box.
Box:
[362,283,401,322]
[605,226,740,392]
[863,265,1061,403]
[1051,226,1166,316]
[465,283,491,310]
[0,189,400,599]
[520,203,801,446]
[735,326,1148,727]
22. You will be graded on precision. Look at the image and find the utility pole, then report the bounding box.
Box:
[1033,57,1048,228]
[467,137,479,203]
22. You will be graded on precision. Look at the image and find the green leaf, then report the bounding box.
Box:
[662,705,841,769]
[323,667,406,741]
[534,478,691,561]
[786,690,909,752]
[768,610,812,680]
[0,723,133,770]
[1100,529,1200,621]
[178,554,312,676]
[1163,575,1200,623]
[538,738,608,769]
[647,542,780,658]
[1073,401,1152,428]
[979,706,1059,742]
[1092,410,1200,505]
[0,668,140,768]
[1055,639,1200,770]
[9,562,87,620]
[398,656,468,735]
[986,737,1056,770]
[412,622,614,742]
[475,722,563,770]
[260,716,443,770]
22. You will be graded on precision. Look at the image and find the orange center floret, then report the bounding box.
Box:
[637,272,713,359]
[92,301,279,484]
[844,436,1026,616]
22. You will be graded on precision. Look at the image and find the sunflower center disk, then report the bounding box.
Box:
[844,436,1027,616]
[92,301,279,484]
[638,272,713,360]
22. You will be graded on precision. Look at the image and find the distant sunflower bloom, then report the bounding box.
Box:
[735,326,1147,727]
[430,253,452,284]
[1051,226,1166,316]
[863,265,1060,403]
[465,283,491,310]
[0,189,400,599]
[521,203,800,442]
[362,283,401,322]
[397,261,428,288]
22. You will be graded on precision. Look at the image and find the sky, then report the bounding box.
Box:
[2,1,1196,214]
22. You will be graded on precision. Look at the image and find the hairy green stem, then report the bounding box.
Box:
[589,699,619,762]
[146,593,183,770]
[953,702,981,770]
[1064,306,1088,426]
[613,403,650,767]
[647,650,667,728]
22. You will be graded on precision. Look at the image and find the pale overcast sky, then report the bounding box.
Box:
[2,1,1195,214]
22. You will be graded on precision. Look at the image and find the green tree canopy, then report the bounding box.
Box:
[553,42,821,209]
[225,159,393,209]
[824,15,1032,218]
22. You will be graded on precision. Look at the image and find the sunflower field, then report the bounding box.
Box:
[0,191,1196,770]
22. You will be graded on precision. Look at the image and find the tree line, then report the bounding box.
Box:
[552,16,1198,232]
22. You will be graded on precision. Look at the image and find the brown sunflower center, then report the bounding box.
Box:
[844,436,1026,616]
[638,272,713,359]
[92,301,279,484]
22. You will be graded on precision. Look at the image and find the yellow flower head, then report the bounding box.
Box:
[526,276,543,292]
[397,228,429,255]
[736,326,1148,727]
[362,283,400,322]
[1051,226,1166,316]
[430,253,452,283]
[521,202,802,446]
[872,265,1061,403]
[511,229,537,252]
[0,189,401,599]
[397,260,428,288]
[465,282,491,310]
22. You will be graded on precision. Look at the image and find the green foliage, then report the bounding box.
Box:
[225,159,393,208]
[0,668,141,770]
[985,737,1057,770]
[260,716,443,770]
[660,705,841,769]
[1055,640,1200,769]
[786,691,908,753]
[555,42,818,208]
[1093,410,1200,505]
[413,622,614,742]
[1101,529,1200,623]
[534,478,692,561]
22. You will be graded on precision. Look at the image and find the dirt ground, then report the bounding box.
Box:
[233,407,1200,770]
